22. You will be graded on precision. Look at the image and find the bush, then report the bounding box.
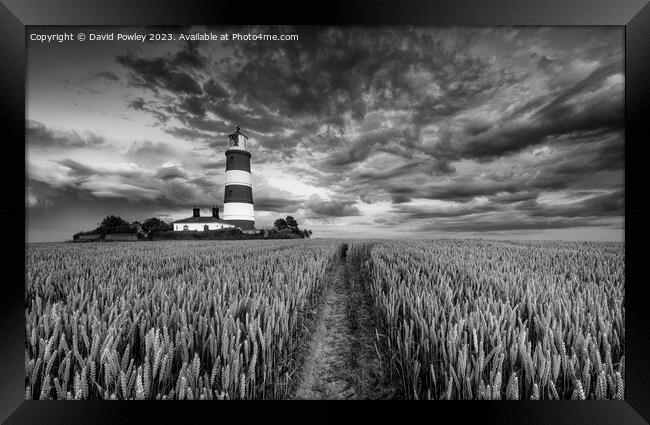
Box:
[266,228,301,239]
[98,215,131,230]
[272,216,312,238]
[104,225,137,235]
[148,228,245,241]
[141,217,173,234]
[72,231,102,241]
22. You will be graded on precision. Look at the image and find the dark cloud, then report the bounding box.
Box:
[155,165,187,180]
[385,179,520,203]
[392,188,622,228]
[203,79,229,99]
[128,98,146,110]
[27,120,106,149]
[189,176,220,189]
[305,194,361,218]
[487,191,540,204]
[348,161,431,202]
[56,159,144,180]
[165,126,213,141]
[527,135,624,192]
[207,100,286,134]
[179,96,207,118]
[430,72,623,162]
[391,194,412,204]
[324,128,411,168]
[176,113,230,134]
[392,202,499,219]
[116,53,203,95]
[228,27,494,127]
[254,196,302,213]
[96,71,119,82]
[522,189,624,218]
[34,161,219,210]
[113,26,623,182]
[198,159,226,170]
[126,98,170,123]
[57,159,95,179]
[125,140,174,159]
[417,216,615,233]
[172,41,208,69]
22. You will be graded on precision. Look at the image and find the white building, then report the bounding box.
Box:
[173,206,236,231]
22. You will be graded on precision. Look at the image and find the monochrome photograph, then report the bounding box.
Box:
[25,25,624,400]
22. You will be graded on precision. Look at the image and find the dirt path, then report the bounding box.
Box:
[293,251,396,400]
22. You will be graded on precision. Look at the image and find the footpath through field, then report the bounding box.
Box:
[293,245,395,399]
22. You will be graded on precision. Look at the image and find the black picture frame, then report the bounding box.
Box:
[3,0,649,424]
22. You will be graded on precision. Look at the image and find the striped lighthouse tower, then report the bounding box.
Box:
[223,126,255,229]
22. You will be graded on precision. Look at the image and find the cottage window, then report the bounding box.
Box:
[204,225,209,231]
[183,225,189,231]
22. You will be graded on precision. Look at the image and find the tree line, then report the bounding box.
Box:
[73,215,171,239]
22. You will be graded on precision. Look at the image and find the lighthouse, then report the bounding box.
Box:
[223,126,255,229]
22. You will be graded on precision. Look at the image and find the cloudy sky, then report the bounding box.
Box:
[26,26,624,242]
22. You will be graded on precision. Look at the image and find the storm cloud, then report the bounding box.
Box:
[27,120,107,149]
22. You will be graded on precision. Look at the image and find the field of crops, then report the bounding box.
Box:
[348,239,625,400]
[25,240,339,399]
[26,238,624,400]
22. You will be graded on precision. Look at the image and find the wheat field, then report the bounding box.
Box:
[25,239,624,400]
[348,239,624,400]
[25,240,339,400]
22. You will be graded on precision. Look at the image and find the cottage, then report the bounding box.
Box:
[173,206,236,232]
